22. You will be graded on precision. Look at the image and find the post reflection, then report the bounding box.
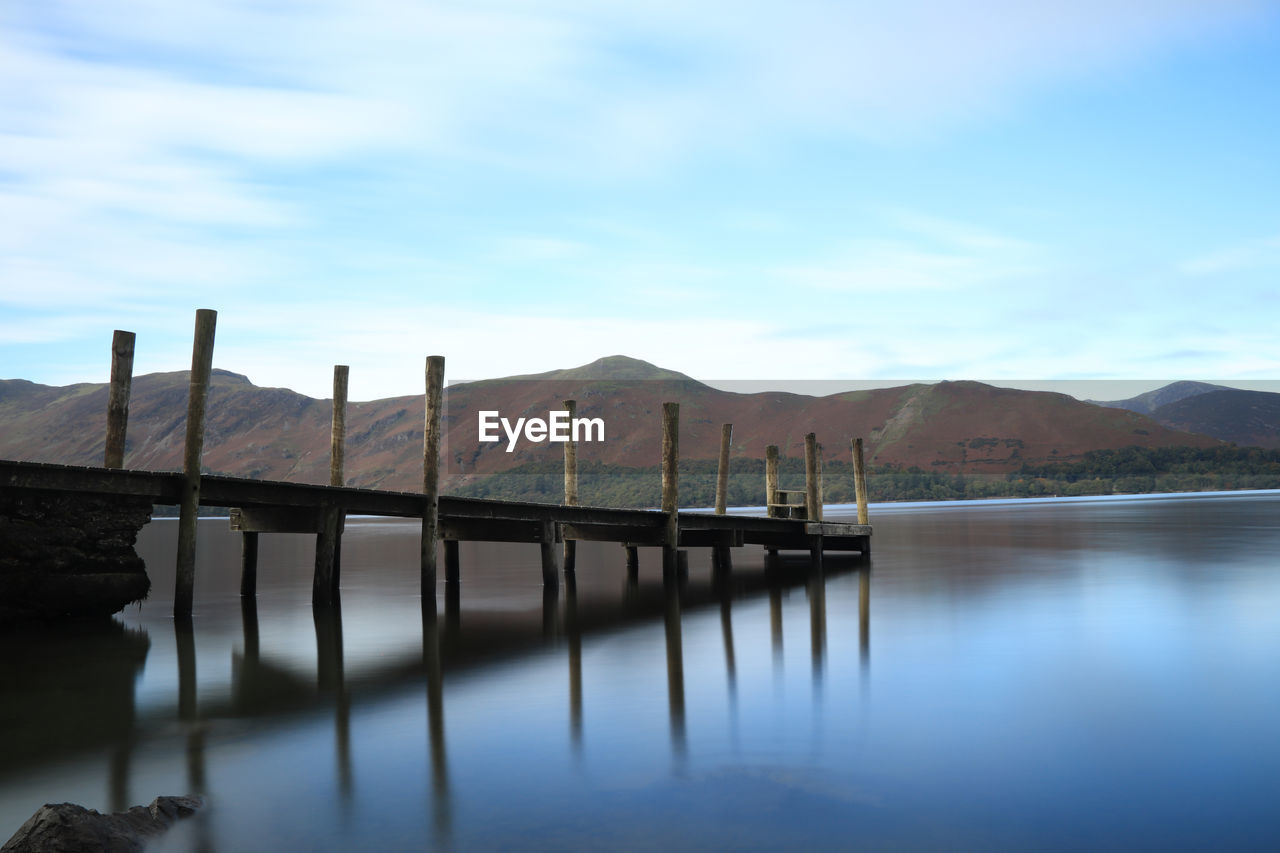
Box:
[808,565,827,696]
[313,601,353,806]
[565,574,583,754]
[174,618,205,794]
[174,617,212,853]
[859,566,871,675]
[422,597,451,840]
[719,586,737,700]
[663,576,687,762]
[769,583,784,675]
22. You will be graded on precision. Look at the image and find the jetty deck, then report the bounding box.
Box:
[1,457,870,577]
[1,310,872,618]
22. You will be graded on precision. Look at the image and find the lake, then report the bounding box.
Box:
[3,492,1279,850]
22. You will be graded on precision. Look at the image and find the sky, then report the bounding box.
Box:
[2,0,1278,401]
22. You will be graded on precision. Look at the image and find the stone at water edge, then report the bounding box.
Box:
[1,796,203,853]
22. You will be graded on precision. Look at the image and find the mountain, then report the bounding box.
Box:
[0,359,1224,493]
[1091,381,1233,415]
[1150,390,1280,449]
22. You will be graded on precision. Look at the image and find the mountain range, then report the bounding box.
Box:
[1092,382,1280,449]
[5,357,1266,495]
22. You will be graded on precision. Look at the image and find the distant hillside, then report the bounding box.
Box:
[1091,381,1232,415]
[0,358,1224,496]
[1151,390,1280,449]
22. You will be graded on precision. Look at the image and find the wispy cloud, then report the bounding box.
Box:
[1178,234,1280,276]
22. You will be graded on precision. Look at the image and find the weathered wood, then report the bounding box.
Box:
[765,445,779,518]
[540,519,560,588]
[331,366,348,488]
[624,545,639,577]
[809,533,823,571]
[321,365,349,603]
[712,544,732,574]
[444,539,460,584]
[104,330,135,469]
[804,432,822,523]
[661,401,679,576]
[230,506,329,533]
[313,504,342,605]
[563,399,578,574]
[715,423,732,514]
[439,518,544,543]
[816,442,824,512]
[239,532,258,597]
[174,308,216,618]
[421,355,445,593]
[852,437,870,526]
[562,523,664,545]
[563,399,579,505]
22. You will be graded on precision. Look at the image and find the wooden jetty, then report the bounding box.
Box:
[0,309,871,618]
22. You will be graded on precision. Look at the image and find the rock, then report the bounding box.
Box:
[1,796,202,853]
[0,490,152,623]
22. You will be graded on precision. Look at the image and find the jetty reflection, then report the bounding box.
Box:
[0,550,871,844]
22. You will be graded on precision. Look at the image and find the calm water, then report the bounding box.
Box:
[3,493,1280,850]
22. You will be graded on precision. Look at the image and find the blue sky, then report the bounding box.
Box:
[2,0,1278,400]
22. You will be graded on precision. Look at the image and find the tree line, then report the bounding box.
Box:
[447,446,1280,507]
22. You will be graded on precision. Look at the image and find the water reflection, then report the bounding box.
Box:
[859,566,871,676]
[421,597,450,841]
[1,538,865,848]
[663,576,687,762]
[312,603,352,806]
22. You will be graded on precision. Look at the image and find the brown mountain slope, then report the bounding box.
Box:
[0,359,1223,493]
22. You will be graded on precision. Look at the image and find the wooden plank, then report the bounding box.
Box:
[438,518,544,543]
[561,523,664,545]
[678,529,743,548]
[230,506,330,533]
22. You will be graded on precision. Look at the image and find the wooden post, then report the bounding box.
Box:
[816,442,825,513]
[104,330,135,469]
[563,399,578,575]
[624,545,639,578]
[715,423,732,514]
[240,532,259,597]
[444,539,460,584]
[314,365,349,605]
[661,402,680,576]
[804,433,821,522]
[422,355,444,595]
[540,519,561,588]
[174,309,216,618]
[765,445,779,517]
[331,366,348,488]
[852,437,870,525]
[313,503,341,605]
